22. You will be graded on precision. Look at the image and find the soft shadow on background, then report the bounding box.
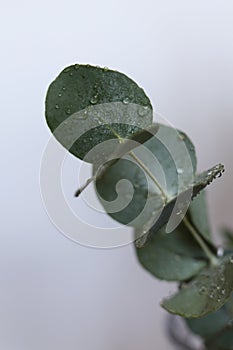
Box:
[1,1,233,349]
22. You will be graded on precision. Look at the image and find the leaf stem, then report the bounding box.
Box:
[183,217,218,266]
[129,150,167,203]
[74,176,95,197]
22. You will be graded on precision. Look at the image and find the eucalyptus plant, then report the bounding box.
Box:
[45,64,233,350]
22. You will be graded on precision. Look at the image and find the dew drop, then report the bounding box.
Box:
[58,92,62,97]
[55,104,59,109]
[64,67,71,73]
[123,97,129,105]
[230,256,233,263]
[176,209,183,216]
[103,66,109,71]
[138,105,149,117]
[221,289,225,295]
[217,247,224,257]
[217,286,220,290]
[62,87,66,91]
[74,64,79,70]
[199,286,207,295]
[177,168,183,174]
[66,109,71,115]
[216,172,222,178]
[217,298,221,303]
[209,293,214,299]
[208,171,212,176]
[90,95,98,104]
[69,72,73,77]
[178,133,185,141]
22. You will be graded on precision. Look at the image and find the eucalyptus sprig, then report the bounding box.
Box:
[45,64,233,350]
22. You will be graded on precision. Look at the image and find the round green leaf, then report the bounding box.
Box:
[45,64,153,163]
[136,220,207,281]
[161,254,233,318]
[95,123,196,230]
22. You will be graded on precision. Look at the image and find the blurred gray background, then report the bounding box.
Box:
[1,0,233,349]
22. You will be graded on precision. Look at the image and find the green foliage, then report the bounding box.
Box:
[95,123,197,231]
[162,254,233,318]
[136,212,207,281]
[45,64,152,165]
[45,64,232,350]
[186,294,233,349]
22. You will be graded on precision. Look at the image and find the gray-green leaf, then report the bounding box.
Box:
[45,64,153,163]
[188,190,212,243]
[136,220,207,281]
[186,294,233,340]
[95,123,196,231]
[135,163,225,245]
[161,255,233,318]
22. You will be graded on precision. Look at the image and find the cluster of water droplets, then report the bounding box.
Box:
[198,280,226,303]
[197,256,233,305]
[206,164,225,184]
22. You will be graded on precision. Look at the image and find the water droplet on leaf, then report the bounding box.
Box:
[178,133,185,141]
[138,105,149,117]
[217,247,224,257]
[90,95,98,104]
[123,97,129,104]
[199,286,207,295]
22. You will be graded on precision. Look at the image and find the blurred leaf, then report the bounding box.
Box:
[186,294,233,349]
[188,190,212,243]
[161,254,233,318]
[135,219,207,281]
[206,327,233,350]
[186,299,232,338]
[222,227,233,248]
[45,64,153,163]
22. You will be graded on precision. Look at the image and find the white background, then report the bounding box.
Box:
[1,1,233,349]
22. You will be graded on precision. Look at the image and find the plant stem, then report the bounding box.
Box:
[183,217,218,266]
[129,150,167,203]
